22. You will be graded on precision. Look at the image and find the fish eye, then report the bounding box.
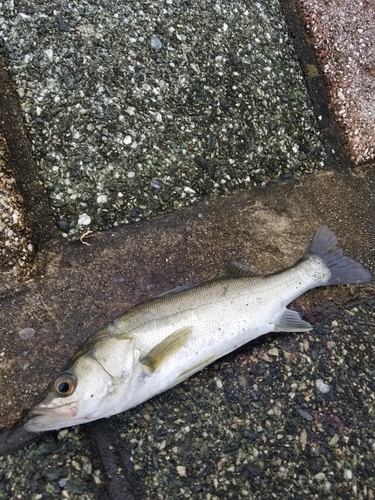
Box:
[52,374,77,396]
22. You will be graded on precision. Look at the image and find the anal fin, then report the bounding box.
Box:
[274,309,312,332]
[140,326,192,372]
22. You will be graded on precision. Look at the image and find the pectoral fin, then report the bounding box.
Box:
[274,309,312,332]
[140,326,193,372]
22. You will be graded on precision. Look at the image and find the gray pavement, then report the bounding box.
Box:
[0,0,375,499]
[0,0,326,239]
[2,301,375,499]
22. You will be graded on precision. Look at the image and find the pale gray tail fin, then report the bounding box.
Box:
[308,225,372,285]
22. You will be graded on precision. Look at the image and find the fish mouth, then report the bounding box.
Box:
[24,401,79,433]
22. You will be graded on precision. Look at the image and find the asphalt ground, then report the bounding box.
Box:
[0,0,375,499]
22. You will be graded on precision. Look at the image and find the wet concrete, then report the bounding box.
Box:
[1,168,374,432]
[0,55,56,247]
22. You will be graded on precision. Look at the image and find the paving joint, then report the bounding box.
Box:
[281,0,350,170]
[0,55,56,246]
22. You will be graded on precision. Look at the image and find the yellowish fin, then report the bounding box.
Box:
[140,326,193,372]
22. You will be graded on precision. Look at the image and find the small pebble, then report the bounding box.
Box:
[177,465,187,477]
[314,472,326,481]
[329,434,339,446]
[151,35,162,49]
[268,347,279,357]
[78,213,91,226]
[97,194,108,204]
[315,379,330,394]
[58,429,69,440]
[216,379,223,389]
[343,469,353,480]
[297,409,313,421]
[57,220,70,232]
[150,180,162,190]
[58,18,69,32]
[18,327,35,339]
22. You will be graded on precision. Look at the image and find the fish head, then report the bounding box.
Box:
[24,336,136,432]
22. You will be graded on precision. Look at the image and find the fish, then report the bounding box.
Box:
[24,225,372,432]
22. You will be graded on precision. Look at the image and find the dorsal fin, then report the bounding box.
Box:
[151,282,200,299]
[220,261,264,278]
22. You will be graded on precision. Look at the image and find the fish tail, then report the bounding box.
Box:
[308,224,372,285]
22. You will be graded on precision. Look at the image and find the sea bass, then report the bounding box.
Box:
[25,225,372,432]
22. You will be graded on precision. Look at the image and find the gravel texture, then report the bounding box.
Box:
[0,0,374,498]
[2,167,374,434]
[114,302,375,499]
[0,427,106,499]
[2,301,375,499]
[296,0,375,164]
[0,0,326,237]
[0,54,56,289]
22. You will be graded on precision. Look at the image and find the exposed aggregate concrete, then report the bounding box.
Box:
[117,301,375,499]
[1,301,375,499]
[0,0,374,498]
[0,0,326,237]
[295,0,375,164]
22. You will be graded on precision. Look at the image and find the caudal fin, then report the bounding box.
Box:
[308,225,372,285]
